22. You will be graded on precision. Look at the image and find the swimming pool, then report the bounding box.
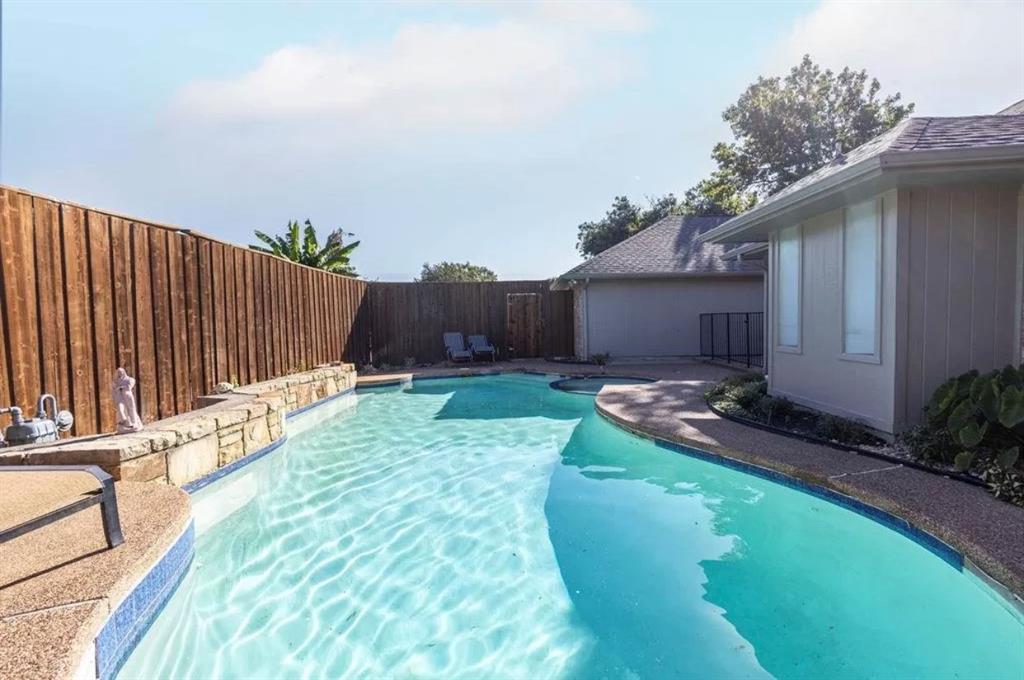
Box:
[120,374,1024,679]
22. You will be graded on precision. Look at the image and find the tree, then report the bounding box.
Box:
[251,219,360,276]
[576,194,678,258]
[680,144,757,217]
[682,55,913,214]
[418,261,497,282]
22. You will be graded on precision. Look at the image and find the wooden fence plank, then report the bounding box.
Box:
[211,242,228,385]
[62,205,98,434]
[167,232,190,412]
[198,240,216,392]
[33,197,70,414]
[149,228,175,418]
[183,237,203,402]
[110,217,136,380]
[87,211,117,432]
[0,191,41,414]
[130,221,158,424]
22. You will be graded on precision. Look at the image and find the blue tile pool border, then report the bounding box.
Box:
[181,436,287,495]
[95,520,194,680]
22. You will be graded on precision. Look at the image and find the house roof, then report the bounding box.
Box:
[997,99,1024,115]
[559,215,763,280]
[700,114,1024,243]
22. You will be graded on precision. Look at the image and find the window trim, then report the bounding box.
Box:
[774,223,802,354]
[838,197,883,364]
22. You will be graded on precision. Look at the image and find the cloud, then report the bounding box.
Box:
[173,2,646,135]
[774,0,1024,115]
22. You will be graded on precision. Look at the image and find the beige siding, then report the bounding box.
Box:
[768,191,899,432]
[896,184,1022,427]
[583,277,763,357]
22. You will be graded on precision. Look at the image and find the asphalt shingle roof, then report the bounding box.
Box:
[561,215,763,279]
[746,114,1024,216]
[997,99,1024,115]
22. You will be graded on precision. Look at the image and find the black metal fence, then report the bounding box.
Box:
[699,312,764,368]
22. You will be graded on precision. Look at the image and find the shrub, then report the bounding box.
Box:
[730,380,766,410]
[813,413,872,445]
[897,425,957,464]
[755,395,795,424]
[591,352,610,366]
[923,365,1024,472]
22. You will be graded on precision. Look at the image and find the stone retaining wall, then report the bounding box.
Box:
[0,365,356,486]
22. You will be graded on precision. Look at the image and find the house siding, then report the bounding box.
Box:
[582,277,763,358]
[896,184,1021,428]
[768,190,899,432]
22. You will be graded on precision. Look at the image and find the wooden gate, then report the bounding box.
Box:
[507,293,543,358]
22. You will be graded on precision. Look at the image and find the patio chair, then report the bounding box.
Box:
[467,335,497,362]
[443,332,473,363]
[0,465,124,548]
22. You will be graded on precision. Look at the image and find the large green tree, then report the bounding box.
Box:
[682,55,913,215]
[576,194,678,258]
[251,220,360,276]
[417,261,497,282]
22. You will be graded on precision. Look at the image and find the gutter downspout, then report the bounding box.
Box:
[581,279,590,360]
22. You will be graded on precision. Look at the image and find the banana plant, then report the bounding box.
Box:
[251,220,360,276]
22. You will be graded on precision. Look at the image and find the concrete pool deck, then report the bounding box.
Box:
[366,359,1024,601]
[0,481,189,680]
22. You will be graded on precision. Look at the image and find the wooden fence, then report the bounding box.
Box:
[368,281,573,365]
[0,187,372,436]
[0,186,575,437]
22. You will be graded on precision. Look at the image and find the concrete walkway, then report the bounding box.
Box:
[366,358,1024,601]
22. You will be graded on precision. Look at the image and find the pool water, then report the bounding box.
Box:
[120,374,1024,679]
[550,375,655,395]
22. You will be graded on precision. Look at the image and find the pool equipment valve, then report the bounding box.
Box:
[0,394,74,447]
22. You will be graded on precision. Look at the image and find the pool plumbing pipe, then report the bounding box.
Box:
[0,394,74,447]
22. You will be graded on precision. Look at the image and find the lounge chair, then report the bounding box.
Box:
[468,335,496,362]
[0,465,124,548]
[444,332,473,363]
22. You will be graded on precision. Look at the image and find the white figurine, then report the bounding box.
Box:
[113,367,144,433]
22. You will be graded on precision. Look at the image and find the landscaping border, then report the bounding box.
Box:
[705,397,986,488]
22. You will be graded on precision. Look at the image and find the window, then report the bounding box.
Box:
[843,199,879,356]
[777,225,801,348]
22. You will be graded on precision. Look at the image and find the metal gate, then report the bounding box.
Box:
[699,312,764,368]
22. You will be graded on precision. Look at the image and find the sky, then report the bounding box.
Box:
[2,0,1022,281]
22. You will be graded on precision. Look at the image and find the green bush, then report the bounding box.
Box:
[729,380,767,410]
[898,425,957,464]
[755,395,795,424]
[924,365,1024,472]
[706,372,762,402]
[813,413,872,446]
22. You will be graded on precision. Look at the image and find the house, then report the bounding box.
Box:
[555,215,764,359]
[700,109,1024,434]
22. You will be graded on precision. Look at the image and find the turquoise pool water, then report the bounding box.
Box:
[121,374,1024,679]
